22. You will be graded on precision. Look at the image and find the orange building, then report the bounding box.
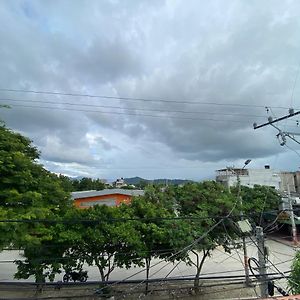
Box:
[71,189,144,209]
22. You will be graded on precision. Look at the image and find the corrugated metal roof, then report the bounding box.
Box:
[71,189,144,200]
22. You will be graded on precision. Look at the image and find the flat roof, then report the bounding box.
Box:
[71,189,144,200]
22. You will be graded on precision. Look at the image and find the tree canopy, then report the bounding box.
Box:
[0,124,72,281]
[289,251,300,294]
[0,124,284,292]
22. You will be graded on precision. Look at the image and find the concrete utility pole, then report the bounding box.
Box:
[256,226,268,298]
[253,109,300,147]
[253,108,300,130]
[254,109,300,244]
[287,185,298,245]
[236,159,252,286]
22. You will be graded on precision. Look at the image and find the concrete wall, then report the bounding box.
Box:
[216,168,281,189]
[279,172,297,193]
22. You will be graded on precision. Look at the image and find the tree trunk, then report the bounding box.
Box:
[104,255,114,281]
[96,262,106,282]
[35,270,45,293]
[193,250,209,291]
[145,257,151,295]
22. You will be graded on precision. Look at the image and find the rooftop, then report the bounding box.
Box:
[71,189,144,200]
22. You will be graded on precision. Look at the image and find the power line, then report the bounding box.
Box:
[91,201,239,295]
[4,103,249,123]
[0,87,293,110]
[0,208,295,223]
[0,274,288,288]
[249,235,299,289]
[0,240,257,263]
[285,143,300,159]
[254,110,300,129]
[127,199,240,293]
[0,209,284,224]
[0,98,273,119]
[290,61,300,108]
[2,99,299,128]
[0,216,231,223]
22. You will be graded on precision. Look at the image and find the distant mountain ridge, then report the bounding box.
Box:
[124,176,193,185]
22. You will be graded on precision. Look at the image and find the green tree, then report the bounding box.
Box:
[0,125,71,214]
[239,185,281,223]
[0,124,72,281]
[70,177,105,191]
[289,251,300,293]
[58,174,74,192]
[121,195,188,294]
[135,180,148,189]
[61,205,143,283]
[142,185,177,213]
[174,181,239,289]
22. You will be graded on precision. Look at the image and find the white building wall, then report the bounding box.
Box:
[242,169,281,189]
[216,169,281,190]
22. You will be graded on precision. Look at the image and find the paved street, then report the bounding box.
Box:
[0,238,297,289]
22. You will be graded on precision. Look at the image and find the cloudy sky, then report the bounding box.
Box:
[1,0,300,180]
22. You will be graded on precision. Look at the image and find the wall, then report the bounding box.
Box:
[216,169,281,189]
[245,169,281,189]
[279,172,296,193]
[74,193,132,209]
[294,172,300,194]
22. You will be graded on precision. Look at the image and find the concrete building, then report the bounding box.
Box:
[216,166,281,190]
[279,171,300,194]
[71,189,144,209]
[113,178,127,188]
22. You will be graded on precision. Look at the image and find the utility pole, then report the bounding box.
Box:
[254,109,300,243]
[253,108,300,130]
[236,159,252,286]
[287,185,298,245]
[237,174,251,286]
[253,109,300,147]
[256,226,268,298]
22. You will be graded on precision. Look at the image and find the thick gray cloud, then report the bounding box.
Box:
[1,0,300,180]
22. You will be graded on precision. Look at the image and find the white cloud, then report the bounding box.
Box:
[1,0,300,180]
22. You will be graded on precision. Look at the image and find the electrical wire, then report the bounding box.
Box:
[270,250,296,258]
[290,61,300,108]
[125,198,240,293]
[0,276,289,300]
[119,219,235,292]
[286,134,300,146]
[249,235,298,289]
[0,88,294,110]
[268,250,293,271]
[0,211,295,292]
[259,195,267,227]
[214,247,244,265]
[266,223,284,234]
[4,103,250,123]
[0,208,294,224]
[0,97,277,119]
[285,143,300,159]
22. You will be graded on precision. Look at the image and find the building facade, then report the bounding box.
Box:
[279,171,300,194]
[71,189,144,209]
[216,166,300,195]
[216,166,281,190]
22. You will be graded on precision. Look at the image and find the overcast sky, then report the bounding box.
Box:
[1,0,300,180]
